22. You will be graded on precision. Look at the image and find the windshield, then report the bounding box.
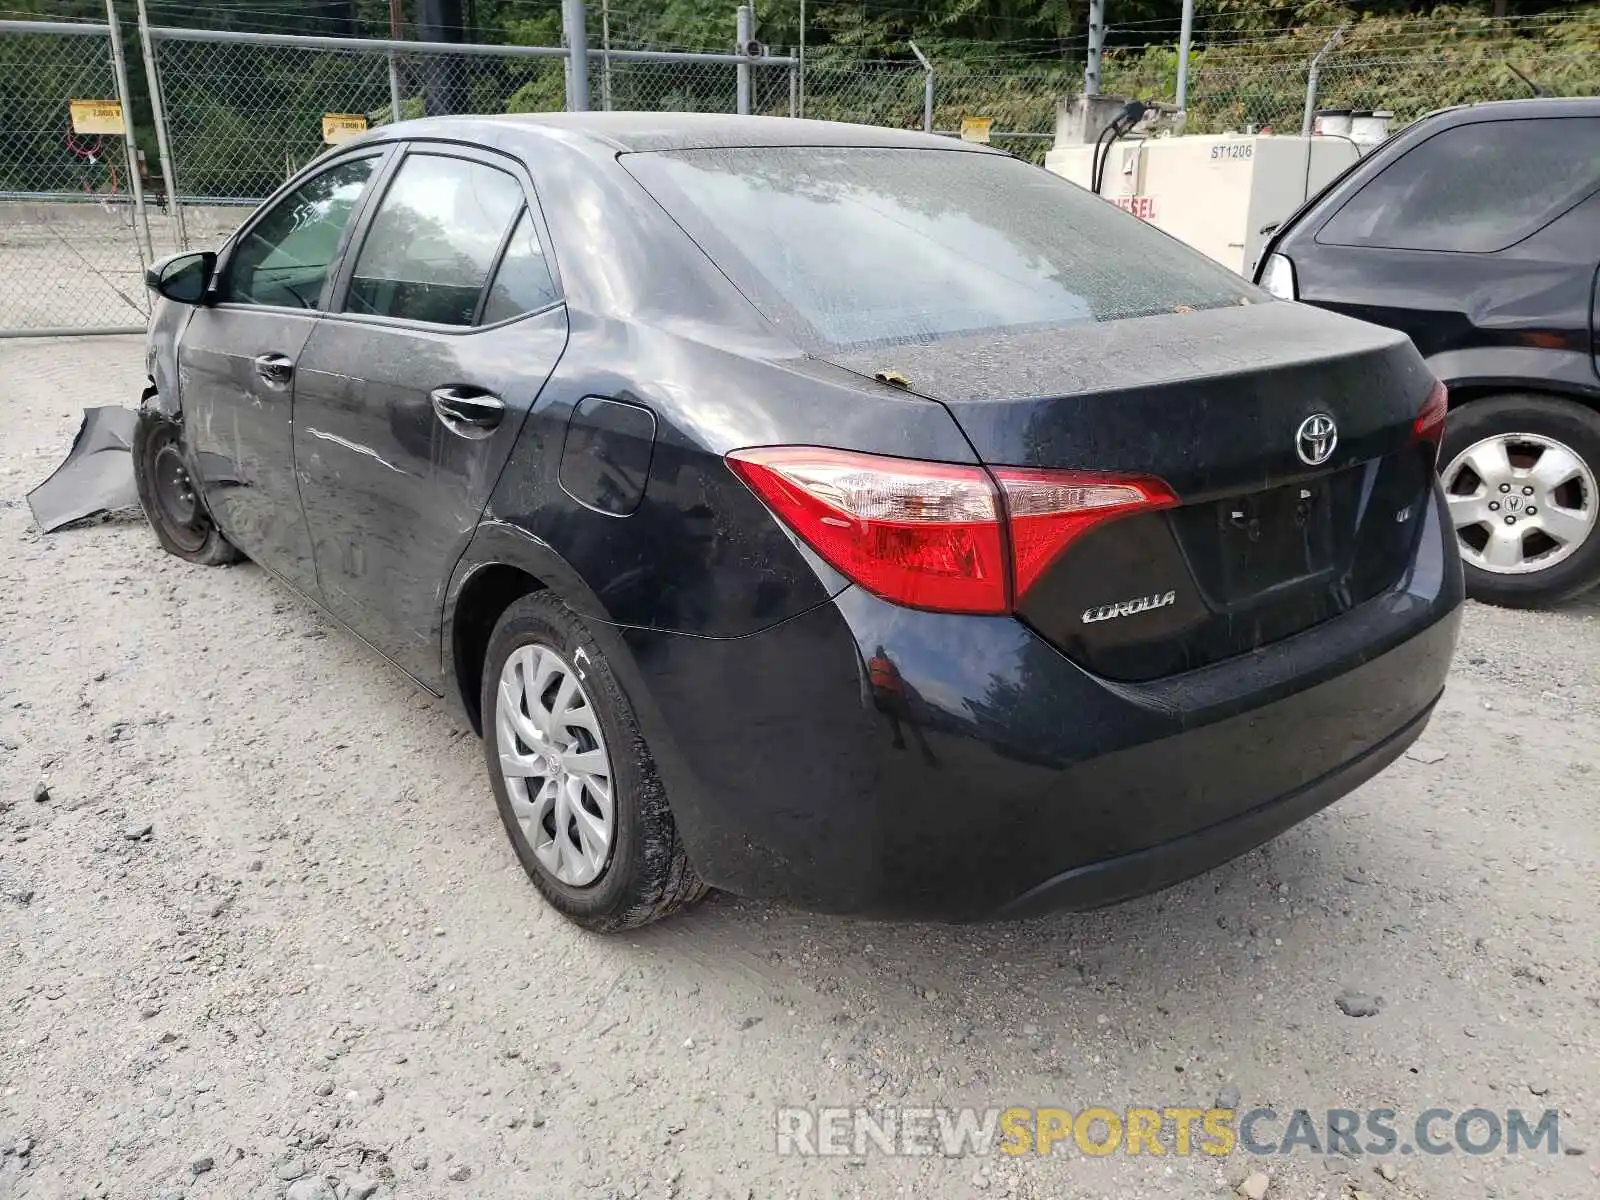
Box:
[622,145,1258,352]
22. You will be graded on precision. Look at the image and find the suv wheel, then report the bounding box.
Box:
[1439,393,1600,607]
[480,592,708,930]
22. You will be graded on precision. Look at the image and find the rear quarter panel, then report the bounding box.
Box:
[475,130,979,640]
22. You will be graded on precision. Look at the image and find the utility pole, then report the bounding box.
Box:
[1176,0,1193,111]
[600,0,612,111]
[1084,0,1105,96]
[134,0,186,248]
[386,0,403,123]
[797,0,805,117]
[736,5,752,115]
[562,0,588,111]
[104,0,153,262]
[908,41,932,133]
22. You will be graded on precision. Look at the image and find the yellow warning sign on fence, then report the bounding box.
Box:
[959,116,993,144]
[321,113,370,145]
[69,100,125,136]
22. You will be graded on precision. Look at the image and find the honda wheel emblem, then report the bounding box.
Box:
[1296,413,1338,466]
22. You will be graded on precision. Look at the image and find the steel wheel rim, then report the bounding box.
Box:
[494,643,614,887]
[1442,432,1597,575]
[152,440,207,553]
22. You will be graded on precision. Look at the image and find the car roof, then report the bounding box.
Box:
[358,111,995,155]
[1418,95,1600,125]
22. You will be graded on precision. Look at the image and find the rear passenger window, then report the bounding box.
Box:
[1319,117,1600,253]
[481,208,559,323]
[346,154,523,326]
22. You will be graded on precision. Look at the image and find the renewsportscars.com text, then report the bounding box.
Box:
[775,1106,1570,1158]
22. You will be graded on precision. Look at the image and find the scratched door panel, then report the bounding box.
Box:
[179,306,321,592]
[291,309,566,685]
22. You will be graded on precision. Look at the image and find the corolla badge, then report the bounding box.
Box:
[1082,590,1177,624]
[1296,413,1338,466]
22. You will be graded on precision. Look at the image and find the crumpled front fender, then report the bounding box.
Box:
[143,295,193,418]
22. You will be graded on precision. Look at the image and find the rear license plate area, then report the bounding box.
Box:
[1176,478,1343,606]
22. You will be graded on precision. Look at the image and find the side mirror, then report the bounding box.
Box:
[144,250,216,305]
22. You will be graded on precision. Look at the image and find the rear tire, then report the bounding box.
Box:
[1439,394,1600,608]
[132,410,243,566]
[480,592,708,931]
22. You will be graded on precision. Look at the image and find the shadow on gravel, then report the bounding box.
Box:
[622,812,1362,1019]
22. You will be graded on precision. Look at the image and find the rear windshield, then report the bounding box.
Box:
[622,145,1258,351]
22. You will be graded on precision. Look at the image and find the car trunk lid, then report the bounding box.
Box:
[827,302,1441,680]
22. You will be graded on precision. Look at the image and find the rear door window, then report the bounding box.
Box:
[621,146,1255,351]
[345,153,524,326]
[1318,117,1600,253]
[481,208,560,323]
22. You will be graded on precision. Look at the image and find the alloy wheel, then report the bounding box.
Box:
[1441,432,1596,575]
[494,643,615,886]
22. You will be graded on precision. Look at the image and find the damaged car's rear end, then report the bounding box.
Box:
[127,116,1460,928]
[587,136,1462,919]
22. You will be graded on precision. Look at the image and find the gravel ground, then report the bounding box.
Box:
[2,336,1597,1200]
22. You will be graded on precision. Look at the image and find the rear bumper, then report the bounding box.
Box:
[611,486,1462,920]
[994,695,1435,918]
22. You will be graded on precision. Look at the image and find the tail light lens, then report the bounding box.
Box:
[1412,378,1449,461]
[993,469,1178,598]
[726,446,1175,614]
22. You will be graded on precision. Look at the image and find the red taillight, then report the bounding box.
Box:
[1413,378,1449,451]
[993,468,1178,597]
[725,446,1174,614]
[726,447,1008,613]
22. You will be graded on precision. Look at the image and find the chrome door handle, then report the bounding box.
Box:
[430,387,504,439]
[253,353,294,388]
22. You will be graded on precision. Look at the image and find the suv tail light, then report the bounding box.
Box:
[1259,252,1298,300]
[1412,378,1449,462]
[726,446,1176,614]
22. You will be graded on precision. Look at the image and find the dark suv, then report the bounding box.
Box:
[1257,98,1600,607]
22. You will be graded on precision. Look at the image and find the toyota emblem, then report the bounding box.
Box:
[1296,413,1338,466]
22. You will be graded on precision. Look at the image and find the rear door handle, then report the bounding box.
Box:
[430,387,504,439]
[253,353,294,389]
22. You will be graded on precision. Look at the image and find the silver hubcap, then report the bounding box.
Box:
[1442,433,1596,575]
[495,644,614,887]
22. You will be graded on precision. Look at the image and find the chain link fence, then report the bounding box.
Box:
[0,18,152,334]
[1310,47,1600,126]
[146,28,795,242]
[930,68,1073,161]
[802,60,926,129]
[588,51,794,116]
[1101,27,1600,137]
[147,28,570,218]
[6,6,1600,336]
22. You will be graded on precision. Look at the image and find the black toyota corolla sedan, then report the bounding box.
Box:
[136,113,1461,930]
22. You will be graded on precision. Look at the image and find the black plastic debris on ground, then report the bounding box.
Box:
[26,406,140,533]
